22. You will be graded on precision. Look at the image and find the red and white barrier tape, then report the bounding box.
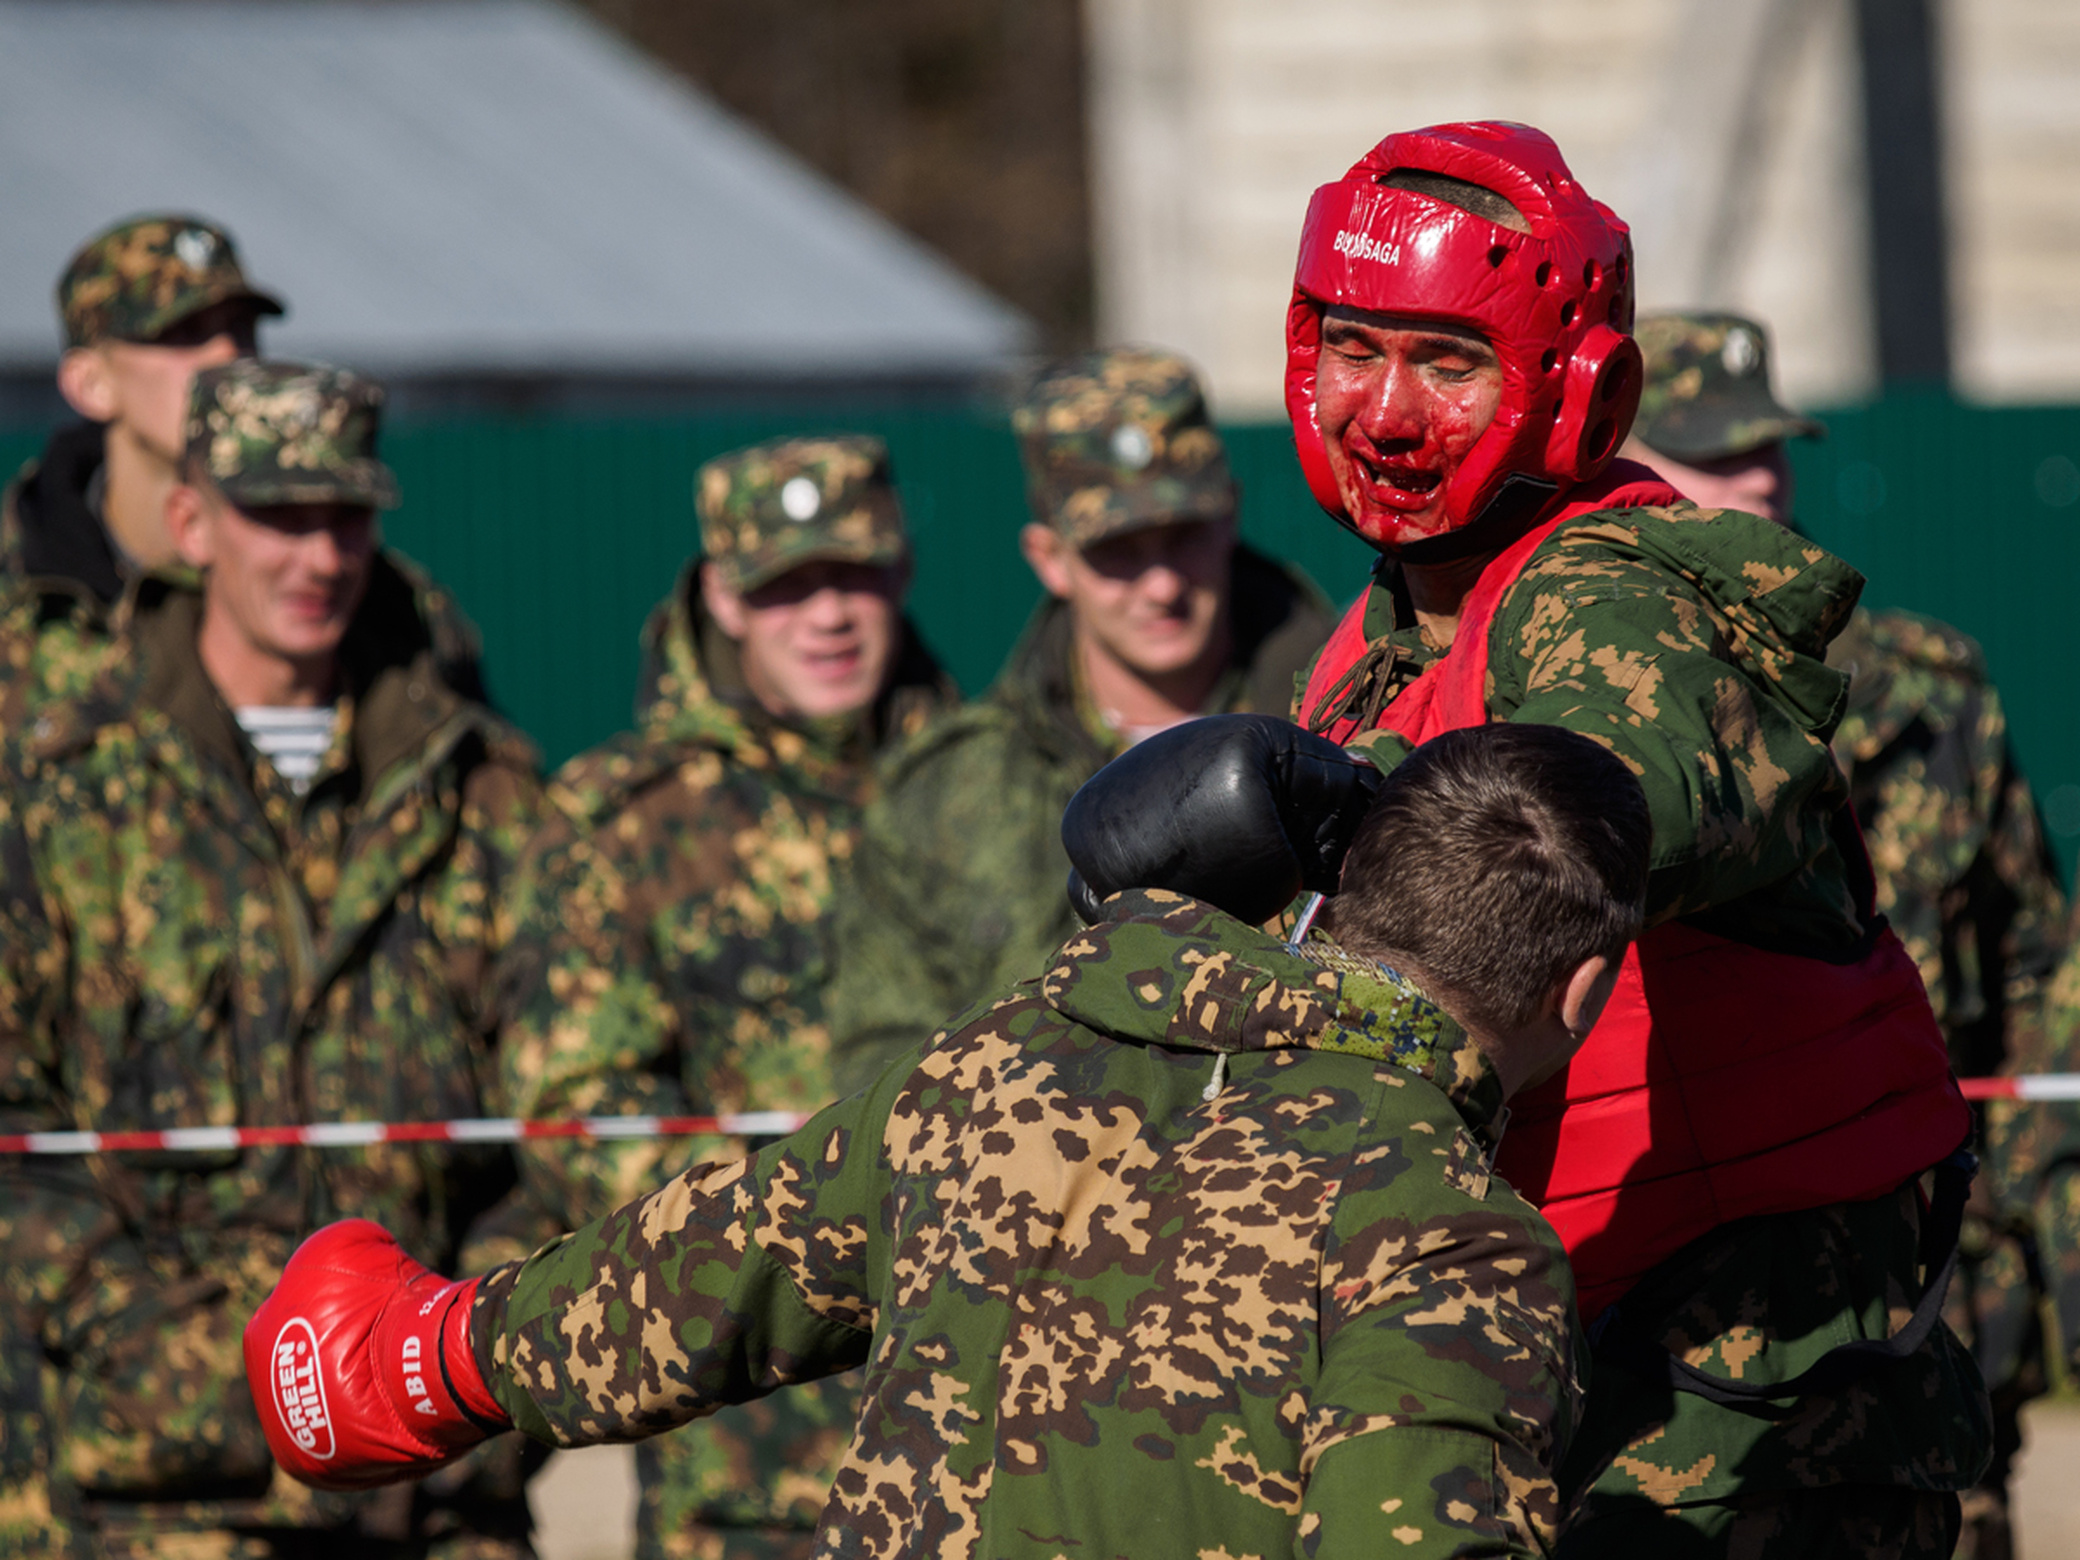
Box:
[9,1078,2080,1153]
[1958,1076,2080,1102]
[0,1113,814,1157]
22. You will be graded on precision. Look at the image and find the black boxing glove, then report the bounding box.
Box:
[1062,714,1383,926]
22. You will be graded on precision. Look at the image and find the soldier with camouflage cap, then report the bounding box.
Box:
[496,434,955,1559]
[1621,312,1822,525]
[827,346,1331,1091]
[0,359,546,1555]
[0,216,283,724]
[1628,309,2068,1560]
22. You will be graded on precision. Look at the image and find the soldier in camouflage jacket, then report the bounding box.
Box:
[251,721,1659,1559]
[1,216,284,732]
[828,348,1331,1094]
[1,216,485,737]
[497,437,956,1560]
[1628,312,2065,1557]
[0,363,544,1557]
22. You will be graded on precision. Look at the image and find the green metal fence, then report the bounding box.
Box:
[6,394,2079,877]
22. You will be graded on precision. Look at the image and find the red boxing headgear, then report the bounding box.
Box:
[1286,122,1643,551]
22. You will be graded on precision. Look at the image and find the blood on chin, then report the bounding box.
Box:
[1342,499,1455,550]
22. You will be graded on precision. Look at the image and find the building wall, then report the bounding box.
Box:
[1087,0,2080,416]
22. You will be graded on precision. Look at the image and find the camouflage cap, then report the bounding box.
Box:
[59,215,284,350]
[1633,311,1824,461]
[185,360,400,510]
[697,435,909,594]
[1012,346,1236,547]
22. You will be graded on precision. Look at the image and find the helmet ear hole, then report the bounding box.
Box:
[1546,328,1642,482]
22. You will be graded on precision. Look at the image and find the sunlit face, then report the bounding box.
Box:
[176,490,378,667]
[704,557,907,722]
[1026,517,1234,680]
[1313,306,1505,547]
[73,300,263,463]
[1626,439,1794,527]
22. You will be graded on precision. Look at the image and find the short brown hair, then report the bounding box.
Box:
[1325,724,1650,1031]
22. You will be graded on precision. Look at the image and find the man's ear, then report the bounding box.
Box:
[1019,522,1075,600]
[164,482,214,569]
[699,562,749,640]
[1556,952,1621,1037]
[56,348,118,423]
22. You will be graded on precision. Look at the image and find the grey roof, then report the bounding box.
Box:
[0,0,1031,378]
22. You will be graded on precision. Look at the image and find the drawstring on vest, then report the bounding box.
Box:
[1305,639,1400,737]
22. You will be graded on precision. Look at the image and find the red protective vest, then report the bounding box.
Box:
[1300,468,1968,1319]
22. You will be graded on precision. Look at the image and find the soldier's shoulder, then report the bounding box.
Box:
[1526,502,1860,650]
[875,696,1032,796]
[548,723,776,838]
[1845,606,1987,681]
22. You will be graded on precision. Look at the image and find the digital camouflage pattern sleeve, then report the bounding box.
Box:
[475,891,1580,1559]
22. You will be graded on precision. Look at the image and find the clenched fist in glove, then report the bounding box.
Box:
[243,1219,510,1491]
[1062,713,1383,926]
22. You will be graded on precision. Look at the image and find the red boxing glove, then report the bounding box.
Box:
[243,1219,511,1491]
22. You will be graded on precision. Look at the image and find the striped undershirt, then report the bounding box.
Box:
[234,705,339,793]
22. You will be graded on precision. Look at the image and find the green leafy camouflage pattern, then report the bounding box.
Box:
[696,437,909,596]
[1309,502,1863,943]
[827,544,1330,1096]
[475,889,1581,1559]
[1558,1181,1988,1556]
[1297,503,1991,1531]
[497,565,954,1557]
[1010,347,1237,546]
[0,564,544,1556]
[1631,313,1823,461]
[1828,605,2068,1557]
[58,215,283,349]
[186,359,401,511]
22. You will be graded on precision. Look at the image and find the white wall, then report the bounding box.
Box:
[1086,0,2080,416]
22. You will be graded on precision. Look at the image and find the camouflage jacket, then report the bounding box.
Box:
[499,563,957,1225]
[1,430,492,738]
[1311,503,1865,946]
[1828,607,2069,1388]
[0,561,543,1548]
[1299,505,1993,1509]
[476,890,1582,1559]
[827,544,1332,1094]
[0,426,129,731]
[1828,607,2066,1077]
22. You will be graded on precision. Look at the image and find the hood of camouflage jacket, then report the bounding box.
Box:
[618,559,957,789]
[1553,502,1861,738]
[990,541,1335,773]
[1040,888,1505,1142]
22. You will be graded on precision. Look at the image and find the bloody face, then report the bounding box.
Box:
[1312,305,1506,549]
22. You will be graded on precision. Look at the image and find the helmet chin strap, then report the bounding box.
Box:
[1357,472,1561,567]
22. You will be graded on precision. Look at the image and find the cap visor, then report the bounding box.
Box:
[730,539,906,594]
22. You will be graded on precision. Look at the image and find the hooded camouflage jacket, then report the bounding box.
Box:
[0,560,542,1548]
[499,563,958,1224]
[1297,504,1993,1522]
[827,543,1331,1095]
[1311,502,1866,949]
[475,890,1581,1560]
[495,567,956,1551]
